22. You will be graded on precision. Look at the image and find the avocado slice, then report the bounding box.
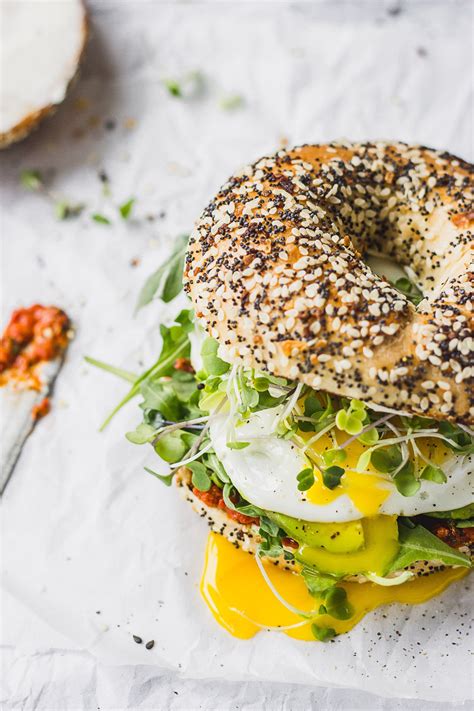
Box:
[267,511,365,553]
[294,515,399,577]
[426,503,474,520]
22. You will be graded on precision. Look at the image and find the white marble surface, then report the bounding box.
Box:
[1,1,473,709]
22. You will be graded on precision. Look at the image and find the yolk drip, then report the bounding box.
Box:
[200,533,470,641]
[305,431,391,516]
[304,430,454,517]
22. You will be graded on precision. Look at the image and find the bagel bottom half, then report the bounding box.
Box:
[175,467,473,582]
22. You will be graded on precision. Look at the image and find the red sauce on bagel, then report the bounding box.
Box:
[193,484,260,526]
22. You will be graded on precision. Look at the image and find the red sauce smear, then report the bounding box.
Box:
[0,305,70,384]
[0,304,71,390]
[193,484,260,526]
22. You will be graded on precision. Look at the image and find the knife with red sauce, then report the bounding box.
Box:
[0,304,72,492]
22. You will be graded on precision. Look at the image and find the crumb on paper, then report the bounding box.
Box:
[73,96,90,111]
[124,117,137,130]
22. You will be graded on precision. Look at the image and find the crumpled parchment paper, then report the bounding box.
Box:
[2,0,473,702]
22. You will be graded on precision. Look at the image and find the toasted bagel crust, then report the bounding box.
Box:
[184,142,473,425]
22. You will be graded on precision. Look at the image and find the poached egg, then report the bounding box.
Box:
[208,406,473,522]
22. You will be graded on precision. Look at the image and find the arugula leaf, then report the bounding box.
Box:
[144,466,174,486]
[84,356,137,382]
[135,234,188,312]
[222,483,264,519]
[387,522,471,573]
[201,452,230,487]
[91,309,192,430]
[140,380,182,422]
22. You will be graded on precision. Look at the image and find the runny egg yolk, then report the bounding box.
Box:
[201,533,469,641]
[303,430,453,518]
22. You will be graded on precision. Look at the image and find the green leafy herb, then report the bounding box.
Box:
[301,567,339,596]
[371,444,402,473]
[188,461,212,491]
[119,198,135,220]
[219,94,244,110]
[226,441,250,450]
[322,466,344,490]
[92,213,111,225]
[222,483,264,519]
[296,467,315,491]
[154,431,188,463]
[258,514,285,558]
[144,466,174,486]
[55,200,84,220]
[335,400,367,436]
[20,169,43,190]
[420,464,447,484]
[322,449,347,467]
[135,234,189,311]
[311,624,336,642]
[357,426,379,446]
[84,356,137,383]
[393,461,421,497]
[392,277,423,306]
[88,309,193,429]
[387,522,471,574]
[163,79,182,97]
[321,586,353,620]
[201,337,230,376]
[125,422,156,444]
[438,422,474,455]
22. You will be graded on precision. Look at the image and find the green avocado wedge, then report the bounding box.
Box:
[267,511,365,553]
[425,503,474,521]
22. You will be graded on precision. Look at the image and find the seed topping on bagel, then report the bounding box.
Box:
[184,142,473,425]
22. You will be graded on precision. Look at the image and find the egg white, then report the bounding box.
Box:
[209,407,473,522]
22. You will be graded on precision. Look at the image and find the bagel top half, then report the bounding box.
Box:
[184,142,473,426]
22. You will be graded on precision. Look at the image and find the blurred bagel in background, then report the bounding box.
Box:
[0,0,88,148]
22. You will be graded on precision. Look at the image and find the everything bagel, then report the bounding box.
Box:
[184,142,473,426]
